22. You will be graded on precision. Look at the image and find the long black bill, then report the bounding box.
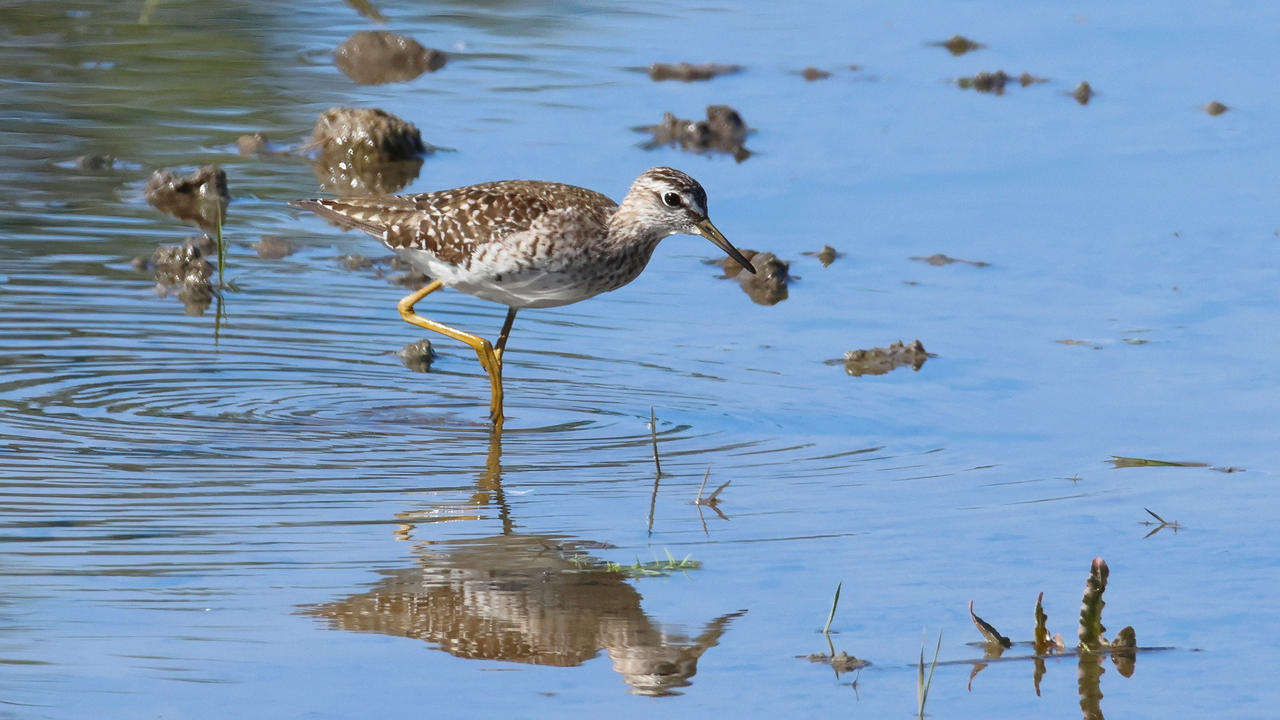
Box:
[695,218,756,274]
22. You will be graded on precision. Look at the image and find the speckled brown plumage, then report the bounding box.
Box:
[292,167,752,310]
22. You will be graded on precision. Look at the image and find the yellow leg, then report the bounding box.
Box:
[397,280,505,424]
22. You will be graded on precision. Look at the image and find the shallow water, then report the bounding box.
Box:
[2,1,1278,717]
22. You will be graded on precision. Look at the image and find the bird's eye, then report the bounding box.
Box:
[662,191,683,208]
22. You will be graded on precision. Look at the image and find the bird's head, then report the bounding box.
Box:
[621,167,756,274]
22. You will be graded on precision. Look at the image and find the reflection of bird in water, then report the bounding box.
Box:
[293,167,755,424]
[299,534,745,696]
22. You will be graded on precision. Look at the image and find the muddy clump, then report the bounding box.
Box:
[133,236,216,316]
[1072,81,1095,105]
[955,70,1046,95]
[1203,100,1229,116]
[338,253,375,271]
[74,153,117,171]
[910,253,990,268]
[836,340,932,377]
[334,30,446,85]
[712,249,789,305]
[397,339,436,373]
[737,251,789,305]
[801,245,842,267]
[236,133,271,156]
[306,107,427,196]
[144,165,229,233]
[256,235,298,260]
[801,67,831,81]
[639,105,751,162]
[932,35,985,55]
[647,62,741,82]
[387,255,432,288]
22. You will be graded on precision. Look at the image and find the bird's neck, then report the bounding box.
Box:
[606,201,669,249]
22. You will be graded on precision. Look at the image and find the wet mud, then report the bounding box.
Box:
[639,105,751,162]
[801,67,832,81]
[334,30,446,85]
[1204,101,1229,116]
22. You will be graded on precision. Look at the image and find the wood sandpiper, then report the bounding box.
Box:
[293,166,755,424]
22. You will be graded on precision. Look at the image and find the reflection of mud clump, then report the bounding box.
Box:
[134,237,216,316]
[932,35,985,55]
[640,105,751,162]
[647,62,741,82]
[308,107,427,196]
[714,249,789,305]
[802,67,831,81]
[1072,81,1095,105]
[838,340,931,376]
[334,30,446,85]
[144,165,229,233]
[956,71,1046,95]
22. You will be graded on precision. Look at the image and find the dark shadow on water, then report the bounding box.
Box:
[299,427,747,697]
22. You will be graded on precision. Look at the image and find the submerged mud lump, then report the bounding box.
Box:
[639,105,751,162]
[307,107,427,196]
[837,340,932,377]
[334,30,446,85]
[144,165,229,233]
[802,67,832,81]
[256,235,298,260]
[646,62,741,82]
[910,253,990,268]
[1204,100,1229,116]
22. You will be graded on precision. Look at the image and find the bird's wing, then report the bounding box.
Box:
[291,180,616,266]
